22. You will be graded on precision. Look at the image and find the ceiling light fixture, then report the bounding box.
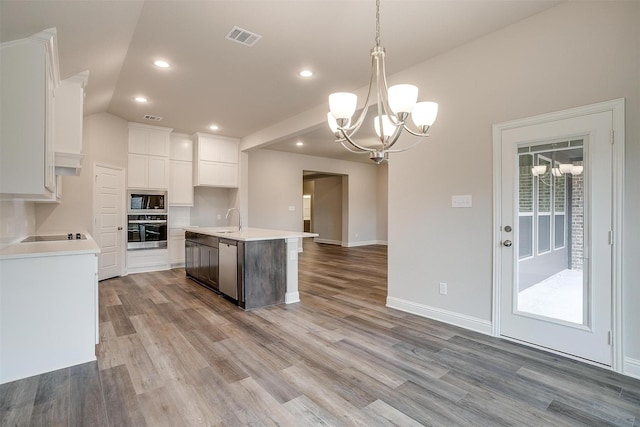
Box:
[296,141,304,146]
[153,60,170,68]
[299,70,313,78]
[327,0,438,164]
[134,96,148,103]
[209,124,219,131]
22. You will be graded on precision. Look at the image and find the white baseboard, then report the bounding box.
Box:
[624,357,640,380]
[312,238,387,247]
[343,240,385,247]
[313,238,342,245]
[285,291,300,304]
[386,296,493,335]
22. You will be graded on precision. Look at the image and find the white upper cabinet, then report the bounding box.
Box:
[193,133,239,188]
[127,123,173,189]
[0,28,59,199]
[169,134,194,206]
[54,71,89,176]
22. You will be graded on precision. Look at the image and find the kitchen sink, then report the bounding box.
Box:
[22,234,86,242]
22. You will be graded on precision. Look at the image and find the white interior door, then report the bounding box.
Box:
[95,165,125,281]
[496,107,616,366]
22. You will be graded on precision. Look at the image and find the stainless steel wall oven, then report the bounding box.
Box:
[127,214,168,250]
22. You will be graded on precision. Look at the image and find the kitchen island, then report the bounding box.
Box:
[184,227,317,309]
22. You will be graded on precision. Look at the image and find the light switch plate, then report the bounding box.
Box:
[288,206,295,211]
[452,195,472,208]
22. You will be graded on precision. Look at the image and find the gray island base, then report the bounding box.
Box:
[184,227,317,310]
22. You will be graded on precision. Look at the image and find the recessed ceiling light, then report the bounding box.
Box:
[134,96,148,103]
[296,141,304,146]
[209,124,219,131]
[299,70,313,78]
[154,60,170,68]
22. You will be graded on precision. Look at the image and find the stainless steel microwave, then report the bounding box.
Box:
[127,190,167,214]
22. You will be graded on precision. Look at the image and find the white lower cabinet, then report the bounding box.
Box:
[127,248,170,274]
[169,228,186,267]
[0,253,98,384]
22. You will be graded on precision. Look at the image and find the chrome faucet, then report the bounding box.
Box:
[225,208,242,232]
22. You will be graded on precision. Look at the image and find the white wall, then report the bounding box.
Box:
[190,187,232,227]
[247,149,381,246]
[0,200,35,247]
[35,112,128,234]
[386,2,639,361]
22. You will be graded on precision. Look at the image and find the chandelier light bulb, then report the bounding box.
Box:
[329,92,358,120]
[411,102,438,128]
[388,84,418,115]
[374,115,395,138]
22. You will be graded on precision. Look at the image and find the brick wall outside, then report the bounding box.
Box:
[571,161,584,270]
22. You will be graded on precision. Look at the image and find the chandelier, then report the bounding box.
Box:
[327,0,438,164]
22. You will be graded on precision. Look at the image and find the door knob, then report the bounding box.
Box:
[503,240,512,247]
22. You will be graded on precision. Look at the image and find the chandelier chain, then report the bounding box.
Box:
[375,0,381,47]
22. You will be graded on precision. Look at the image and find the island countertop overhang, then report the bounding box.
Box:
[183,227,318,242]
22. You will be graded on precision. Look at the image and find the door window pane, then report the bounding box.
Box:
[538,214,551,253]
[517,141,585,325]
[519,154,533,213]
[519,215,533,259]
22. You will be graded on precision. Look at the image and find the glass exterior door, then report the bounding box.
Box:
[516,141,585,325]
[498,108,613,366]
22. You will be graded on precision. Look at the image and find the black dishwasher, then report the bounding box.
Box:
[185,231,219,291]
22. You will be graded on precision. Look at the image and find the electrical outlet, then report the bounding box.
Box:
[439,282,448,295]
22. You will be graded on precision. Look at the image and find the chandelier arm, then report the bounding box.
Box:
[341,54,379,137]
[340,140,369,154]
[339,129,377,153]
[385,136,429,154]
[376,46,398,123]
[401,123,431,138]
[374,52,387,148]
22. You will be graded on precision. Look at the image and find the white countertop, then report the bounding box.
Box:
[0,233,101,260]
[184,227,318,242]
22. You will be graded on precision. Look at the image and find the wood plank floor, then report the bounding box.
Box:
[2,241,639,426]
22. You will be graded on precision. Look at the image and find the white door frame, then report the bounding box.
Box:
[93,162,127,278]
[492,99,624,372]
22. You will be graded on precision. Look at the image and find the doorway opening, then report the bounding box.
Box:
[302,171,347,246]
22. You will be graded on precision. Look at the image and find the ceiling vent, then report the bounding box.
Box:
[226,26,262,47]
[144,114,162,121]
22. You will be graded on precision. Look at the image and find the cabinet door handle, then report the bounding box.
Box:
[117,226,123,230]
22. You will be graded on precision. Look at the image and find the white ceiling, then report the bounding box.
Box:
[0,0,562,163]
